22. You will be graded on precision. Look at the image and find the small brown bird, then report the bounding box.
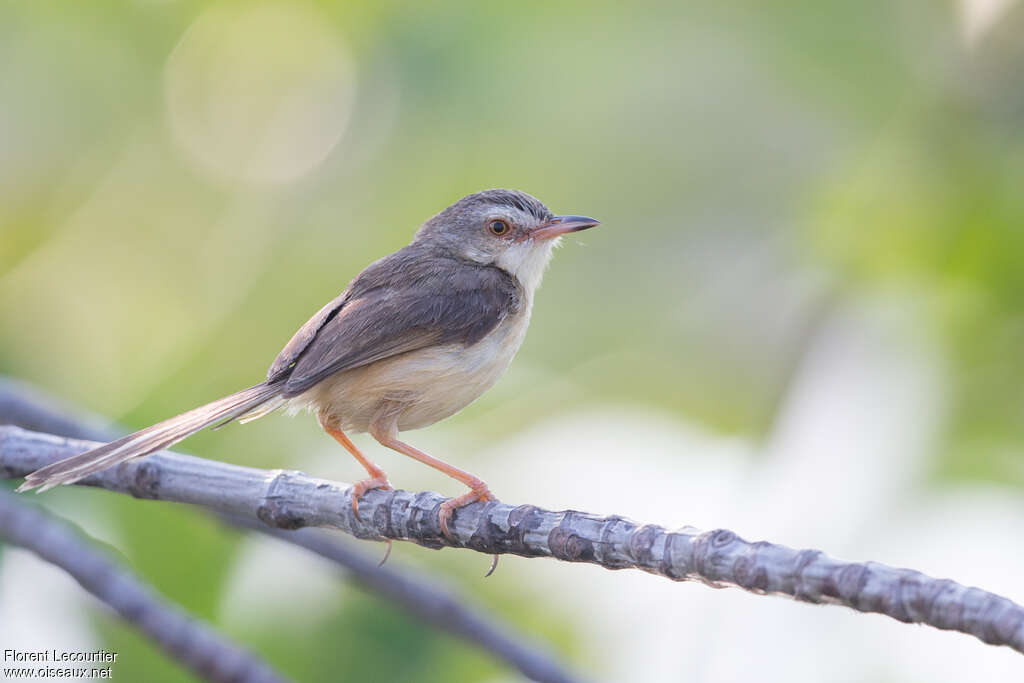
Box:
[19,189,599,537]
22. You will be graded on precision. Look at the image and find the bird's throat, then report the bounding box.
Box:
[494,238,559,299]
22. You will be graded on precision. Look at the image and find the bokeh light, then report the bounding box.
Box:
[165,1,355,186]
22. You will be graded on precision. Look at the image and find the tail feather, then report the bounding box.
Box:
[18,383,281,492]
[211,395,287,430]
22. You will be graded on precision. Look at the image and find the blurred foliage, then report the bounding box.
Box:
[2,0,1024,679]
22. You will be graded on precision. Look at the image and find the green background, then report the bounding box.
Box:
[2,1,1023,680]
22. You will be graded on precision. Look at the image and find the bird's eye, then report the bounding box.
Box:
[488,219,510,236]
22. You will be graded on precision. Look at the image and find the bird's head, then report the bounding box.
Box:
[415,189,600,292]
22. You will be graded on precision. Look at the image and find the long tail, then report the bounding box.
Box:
[17,383,281,492]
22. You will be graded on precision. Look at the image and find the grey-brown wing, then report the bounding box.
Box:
[268,245,434,382]
[278,257,521,397]
[266,290,350,382]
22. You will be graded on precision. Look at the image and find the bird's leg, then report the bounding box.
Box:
[369,413,496,542]
[318,410,392,522]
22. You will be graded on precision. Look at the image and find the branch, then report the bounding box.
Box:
[229,518,578,683]
[0,488,285,683]
[0,378,118,442]
[3,427,1023,657]
[0,380,581,683]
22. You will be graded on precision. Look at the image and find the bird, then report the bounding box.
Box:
[18,189,600,539]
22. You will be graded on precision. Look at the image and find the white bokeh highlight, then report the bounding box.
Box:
[0,550,99,680]
[482,298,1024,681]
[959,0,1021,44]
[219,533,347,628]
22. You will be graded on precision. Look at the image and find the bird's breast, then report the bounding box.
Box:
[300,306,533,433]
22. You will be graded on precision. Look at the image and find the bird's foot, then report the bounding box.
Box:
[440,485,501,576]
[350,476,392,521]
[439,484,496,542]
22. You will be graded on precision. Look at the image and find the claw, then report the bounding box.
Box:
[484,554,499,578]
[350,476,392,522]
[438,485,495,542]
[437,488,500,576]
[378,539,393,567]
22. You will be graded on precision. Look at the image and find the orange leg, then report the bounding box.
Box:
[370,414,496,541]
[319,411,392,521]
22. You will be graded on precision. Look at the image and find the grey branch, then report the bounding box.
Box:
[0,488,285,683]
[231,518,578,683]
[0,379,581,683]
[0,378,120,442]
[4,426,1024,656]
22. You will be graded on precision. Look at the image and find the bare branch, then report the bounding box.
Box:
[0,380,582,683]
[3,425,1024,657]
[231,518,580,683]
[0,488,286,683]
[0,378,118,442]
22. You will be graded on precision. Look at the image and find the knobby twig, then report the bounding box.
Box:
[2,426,1023,656]
[0,489,285,683]
[0,380,581,683]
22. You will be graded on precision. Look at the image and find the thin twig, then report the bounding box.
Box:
[0,379,582,683]
[0,489,286,683]
[2,425,1023,656]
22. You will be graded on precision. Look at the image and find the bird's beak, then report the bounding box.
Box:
[527,215,601,241]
